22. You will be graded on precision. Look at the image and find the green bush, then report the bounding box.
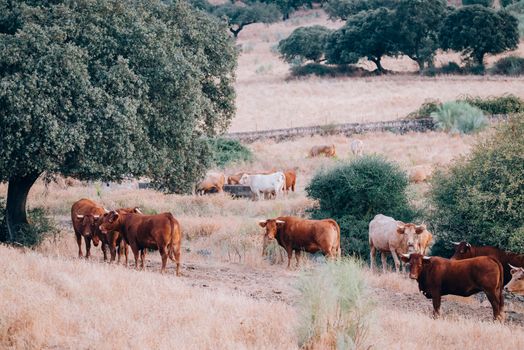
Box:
[306,156,417,258]
[207,138,252,168]
[406,99,441,119]
[490,56,524,76]
[290,63,363,78]
[429,115,524,257]
[502,0,518,7]
[459,95,524,114]
[296,259,373,349]
[430,101,488,134]
[278,25,332,63]
[0,198,58,247]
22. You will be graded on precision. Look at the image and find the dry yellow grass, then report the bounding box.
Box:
[231,10,524,132]
[0,245,297,349]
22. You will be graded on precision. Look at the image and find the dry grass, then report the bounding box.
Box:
[231,10,524,132]
[0,245,297,349]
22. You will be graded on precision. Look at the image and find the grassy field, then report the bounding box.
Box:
[2,8,524,350]
[231,10,524,132]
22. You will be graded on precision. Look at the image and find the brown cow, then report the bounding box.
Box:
[197,172,225,195]
[71,198,107,259]
[450,241,524,285]
[505,265,524,295]
[99,211,182,275]
[259,216,341,268]
[401,253,504,320]
[95,207,143,265]
[309,144,336,158]
[283,169,296,193]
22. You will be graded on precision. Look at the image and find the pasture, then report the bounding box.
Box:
[2,5,524,350]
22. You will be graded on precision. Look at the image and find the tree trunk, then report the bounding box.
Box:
[5,172,41,242]
[371,57,385,73]
[230,27,241,38]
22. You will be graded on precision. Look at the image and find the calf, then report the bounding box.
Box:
[401,253,504,320]
[450,241,524,285]
[283,169,296,193]
[309,144,336,157]
[71,198,107,259]
[259,216,340,268]
[505,265,524,295]
[99,211,182,275]
[197,172,225,195]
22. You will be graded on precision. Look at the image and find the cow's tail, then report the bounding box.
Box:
[167,213,180,263]
[327,219,341,259]
[498,259,504,311]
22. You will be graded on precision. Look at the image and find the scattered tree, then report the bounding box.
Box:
[253,0,311,20]
[439,6,519,67]
[394,0,447,71]
[0,0,237,243]
[278,25,332,63]
[324,0,397,20]
[325,8,398,72]
[213,1,281,38]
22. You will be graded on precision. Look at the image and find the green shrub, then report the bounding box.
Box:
[406,99,441,119]
[207,138,252,168]
[430,101,487,134]
[296,259,373,349]
[429,115,524,257]
[490,56,524,76]
[423,62,463,76]
[306,156,417,258]
[290,63,363,78]
[278,25,332,63]
[459,95,524,114]
[502,0,518,7]
[0,198,58,247]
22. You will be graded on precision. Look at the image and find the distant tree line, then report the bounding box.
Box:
[278,0,520,73]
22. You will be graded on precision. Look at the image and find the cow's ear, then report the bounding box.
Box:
[258,220,267,228]
[396,224,405,235]
[109,212,119,223]
[509,264,520,275]
[415,224,426,235]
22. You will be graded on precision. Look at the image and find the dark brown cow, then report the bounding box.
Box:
[450,241,524,285]
[284,169,296,193]
[71,198,107,259]
[99,211,182,275]
[259,216,341,268]
[400,253,504,320]
[95,207,143,265]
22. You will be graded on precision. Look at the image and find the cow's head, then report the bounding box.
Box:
[400,253,431,280]
[75,214,102,246]
[259,219,285,256]
[449,241,472,260]
[99,210,121,234]
[397,223,424,253]
[239,174,250,185]
[505,264,524,295]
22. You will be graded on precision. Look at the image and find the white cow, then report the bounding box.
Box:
[368,214,425,273]
[350,139,363,157]
[239,172,285,201]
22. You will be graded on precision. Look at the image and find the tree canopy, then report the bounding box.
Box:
[439,6,519,66]
[324,0,397,20]
[212,1,281,37]
[0,0,237,242]
[278,25,332,63]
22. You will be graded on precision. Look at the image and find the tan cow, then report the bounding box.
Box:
[368,214,425,273]
[309,144,336,158]
[419,229,433,255]
[197,172,225,195]
[283,169,296,193]
[506,265,524,295]
[71,198,107,259]
[227,172,246,185]
[259,216,340,268]
[350,139,363,157]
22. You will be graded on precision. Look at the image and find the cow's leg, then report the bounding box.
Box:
[432,294,441,319]
[159,244,168,274]
[129,243,139,269]
[381,251,388,274]
[102,242,109,262]
[123,243,129,266]
[485,290,503,321]
[370,245,376,271]
[85,237,91,259]
[109,233,118,263]
[295,249,301,268]
[390,249,401,273]
[140,249,146,270]
[286,247,293,269]
[174,243,181,277]
[76,233,83,258]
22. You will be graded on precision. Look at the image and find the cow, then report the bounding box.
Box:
[400,253,504,320]
[95,207,143,265]
[350,139,363,157]
[309,144,336,158]
[259,216,341,268]
[450,241,524,285]
[505,265,524,295]
[419,229,434,255]
[71,198,107,259]
[368,214,425,273]
[99,211,182,275]
[227,172,246,185]
[409,165,432,184]
[239,172,285,200]
[197,172,225,195]
[283,169,296,193]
